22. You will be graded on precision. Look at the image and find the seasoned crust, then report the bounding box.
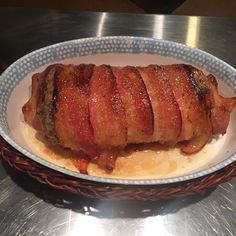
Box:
[22,63,236,173]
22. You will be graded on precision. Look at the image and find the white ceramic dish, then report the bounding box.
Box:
[0,36,236,185]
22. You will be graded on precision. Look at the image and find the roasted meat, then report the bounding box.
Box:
[22,63,236,172]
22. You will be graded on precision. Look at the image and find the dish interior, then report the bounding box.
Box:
[7,53,236,180]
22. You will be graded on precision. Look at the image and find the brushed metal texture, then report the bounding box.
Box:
[0,7,236,236]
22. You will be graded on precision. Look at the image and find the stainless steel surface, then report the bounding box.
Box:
[0,7,236,236]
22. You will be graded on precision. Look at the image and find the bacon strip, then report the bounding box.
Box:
[112,66,153,143]
[138,65,181,145]
[89,65,127,149]
[164,65,212,153]
[54,64,98,157]
[186,66,236,135]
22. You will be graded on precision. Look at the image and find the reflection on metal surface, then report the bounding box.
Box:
[97,13,107,37]
[153,15,164,39]
[143,216,169,236]
[186,17,200,48]
[68,214,104,236]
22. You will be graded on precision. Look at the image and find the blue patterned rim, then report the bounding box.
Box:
[0,36,236,185]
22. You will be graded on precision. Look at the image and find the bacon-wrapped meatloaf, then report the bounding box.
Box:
[22,64,236,172]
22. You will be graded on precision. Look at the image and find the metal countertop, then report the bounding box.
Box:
[0,7,236,236]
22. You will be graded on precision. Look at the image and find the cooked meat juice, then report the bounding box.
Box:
[24,123,225,179]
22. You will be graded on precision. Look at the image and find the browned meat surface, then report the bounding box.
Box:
[163,64,212,153]
[112,66,153,143]
[54,64,99,158]
[138,65,181,145]
[89,65,127,149]
[22,63,236,173]
[89,65,127,170]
